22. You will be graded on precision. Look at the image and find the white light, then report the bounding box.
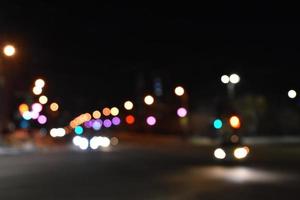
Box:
[229,74,240,84]
[234,147,248,159]
[288,90,297,99]
[174,86,185,96]
[221,75,230,84]
[144,95,154,105]
[90,136,100,150]
[50,128,66,138]
[214,148,226,159]
[124,101,134,110]
[73,136,82,146]
[79,137,89,150]
[3,45,16,56]
[33,86,43,95]
[99,137,111,148]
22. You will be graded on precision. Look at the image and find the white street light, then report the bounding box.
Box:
[288,89,297,99]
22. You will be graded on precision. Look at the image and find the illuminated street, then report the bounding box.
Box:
[0,139,300,200]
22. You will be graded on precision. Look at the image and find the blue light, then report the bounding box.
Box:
[213,119,223,129]
[75,126,84,135]
[20,120,29,129]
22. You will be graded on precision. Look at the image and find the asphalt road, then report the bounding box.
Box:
[0,141,300,200]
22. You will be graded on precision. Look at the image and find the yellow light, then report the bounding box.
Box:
[50,102,59,111]
[124,101,133,110]
[229,116,241,129]
[111,107,119,116]
[35,79,45,88]
[32,86,43,95]
[174,86,185,96]
[3,45,16,57]
[92,110,101,119]
[19,104,29,114]
[144,95,154,105]
[102,107,111,116]
[39,95,48,105]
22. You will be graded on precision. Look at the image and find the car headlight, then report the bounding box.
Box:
[214,148,226,159]
[233,147,249,159]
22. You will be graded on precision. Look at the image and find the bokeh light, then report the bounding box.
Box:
[229,116,241,129]
[39,95,48,105]
[33,86,42,95]
[112,117,121,125]
[35,79,45,88]
[213,119,223,129]
[221,75,230,84]
[102,107,111,116]
[92,110,101,119]
[125,115,135,125]
[22,111,32,120]
[92,120,102,131]
[124,101,133,110]
[288,89,297,99]
[75,125,84,135]
[177,107,187,118]
[30,111,40,120]
[144,95,154,105]
[174,86,185,96]
[110,137,119,146]
[19,104,29,114]
[32,103,43,113]
[146,116,156,126]
[37,115,47,124]
[3,44,16,56]
[111,107,119,116]
[50,102,59,111]
[229,74,240,84]
[103,119,112,128]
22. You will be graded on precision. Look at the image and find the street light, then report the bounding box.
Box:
[288,89,297,99]
[3,44,16,57]
[221,73,240,99]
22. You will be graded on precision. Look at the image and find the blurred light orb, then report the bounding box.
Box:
[234,147,248,159]
[79,137,89,150]
[288,89,297,99]
[50,102,59,111]
[35,79,45,88]
[37,115,47,124]
[20,120,29,129]
[75,125,84,135]
[214,148,226,159]
[174,86,185,96]
[110,137,119,146]
[39,95,48,105]
[92,120,102,131]
[3,45,16,56]
[100,137,111,148]
[229,116,241,129]
[177,107,187,118]
[103,119,112,128]
[33,86,43,95]
[229,74,240,84]
[124,101,133,110]
[90,137,100,150]
[213,119,223,129]
[221,75,230,84]
[125,115,135,125]
[110,107,119,116]
[72,136,82,146]
[30,111,40,120]
[19,104,29,114]
[146,116,156,126]
[144,95,154,105]
[92,110,101,119]
[32,103,43,113]
[102,107,111,116]
[112,117,121,125]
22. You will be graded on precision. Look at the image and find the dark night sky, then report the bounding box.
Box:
[1,2,300,115]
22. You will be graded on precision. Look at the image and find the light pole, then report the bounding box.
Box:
[221,73,240,100]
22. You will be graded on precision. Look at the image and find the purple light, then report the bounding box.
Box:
[112,117,121,126]
[177,107,187,118]
[32,103,43,113]
[146,116,156,126]
[37,115,47,124]
[31,111,40,120]
[103,119,112,128]
[84,120,94,128]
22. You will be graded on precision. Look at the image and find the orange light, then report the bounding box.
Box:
[125,115,135,125]
[102,107,111,116]
[50,102,59,111]
[19,104,29,114]
[229,116,241,129]
[92,110,101,119]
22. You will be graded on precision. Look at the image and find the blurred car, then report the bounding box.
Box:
[213,134,250,162]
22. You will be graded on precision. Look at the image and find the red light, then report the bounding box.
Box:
[125,115,135,125]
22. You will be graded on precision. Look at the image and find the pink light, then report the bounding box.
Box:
[103,119,112,128]
[177,107,187,118]
[32,103,43,113]
[112,117,121,126]
[37,115,47,124]
[146,116,156,126]
[31,111,40,120]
